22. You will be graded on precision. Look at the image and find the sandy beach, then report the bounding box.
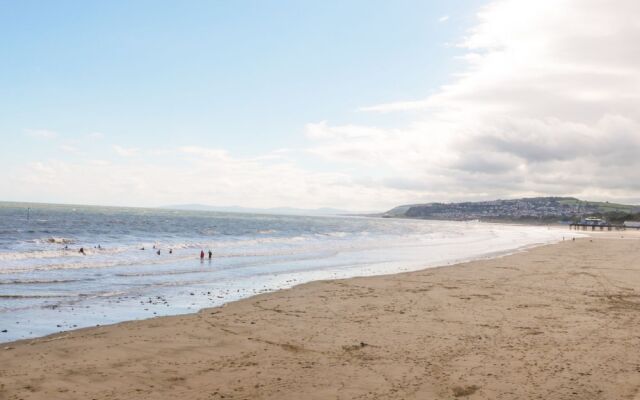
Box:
[2,234,640,399]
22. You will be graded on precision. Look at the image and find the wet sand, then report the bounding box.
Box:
[2,234,640,399]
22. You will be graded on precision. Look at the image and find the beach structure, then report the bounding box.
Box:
[569,217,624,231]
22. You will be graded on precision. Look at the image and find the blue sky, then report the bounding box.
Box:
[2,1,475,154]
[3,0,638,209]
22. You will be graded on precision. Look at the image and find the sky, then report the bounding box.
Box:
[1,0,639,211]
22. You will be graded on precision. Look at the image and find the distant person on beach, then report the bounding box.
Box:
[208,250,212,260]
[157,250,161,255]
[200,250,205,260]
[140,247,145,250]
[169,249,173,254]
[79,247,85,255]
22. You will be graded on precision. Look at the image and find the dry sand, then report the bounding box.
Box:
[2,234,640,399]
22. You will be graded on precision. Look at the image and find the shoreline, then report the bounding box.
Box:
[3,236,560,348]
[3,233,640,398]
[0,222,575,344]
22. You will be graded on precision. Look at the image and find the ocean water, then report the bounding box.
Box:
[0,202,574,342]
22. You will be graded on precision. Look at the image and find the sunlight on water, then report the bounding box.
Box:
[0,202,578,342]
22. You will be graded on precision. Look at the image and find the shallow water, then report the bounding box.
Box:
[0,202,575,342]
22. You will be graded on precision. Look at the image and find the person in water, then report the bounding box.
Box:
[156,249,161,255]
[208,250,213,259]
[79,247,85,255]
[200,250,205,260]
[169,249,173,254]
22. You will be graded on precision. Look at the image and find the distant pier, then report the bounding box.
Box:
[569,223,626,231]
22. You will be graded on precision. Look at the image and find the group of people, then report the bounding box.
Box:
[140,245,213,260]
[70,244,213,260]
[140,245,174,255]
[200,250,213,260]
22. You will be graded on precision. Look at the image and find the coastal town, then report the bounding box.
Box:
[384,197,640,224]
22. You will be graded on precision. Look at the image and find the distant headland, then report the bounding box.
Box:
[381,197,640,224]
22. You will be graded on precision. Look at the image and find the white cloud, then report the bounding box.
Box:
[315,0,640,204]
[112,145,139,157]
[179,146,230,160]
[4,148,414,210]
[24,129,58,139]
[8,0,640,209]
[58,144,79,154]
[358,99,432,113]
[438,15,450,23]
[87,132,104,139]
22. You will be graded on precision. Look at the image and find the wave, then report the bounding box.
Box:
[0,235,361,272]
[0,248,91,261]
[0,232,350,261]
[115,269,207,277]
[44,237,75,244]
[0,242,359,276]
[0,278,90,285]
[0,294,74,299]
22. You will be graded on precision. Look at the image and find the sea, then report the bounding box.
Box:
[0,202,574,342]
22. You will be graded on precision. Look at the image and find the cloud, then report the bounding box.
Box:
[4,148,416,210]
[87,132,104,139]
[24,129,58,139]
[438,15,450,23]
[58,144,79,154]
[357,99,432,113]
[304,121,436,171]
[112,145,139,157]
[179,146,230,160]
[9,0,640,209]
[314,0,640,204]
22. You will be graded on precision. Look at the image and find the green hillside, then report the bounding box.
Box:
[383,197,640,223]
[556,199,639,213]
